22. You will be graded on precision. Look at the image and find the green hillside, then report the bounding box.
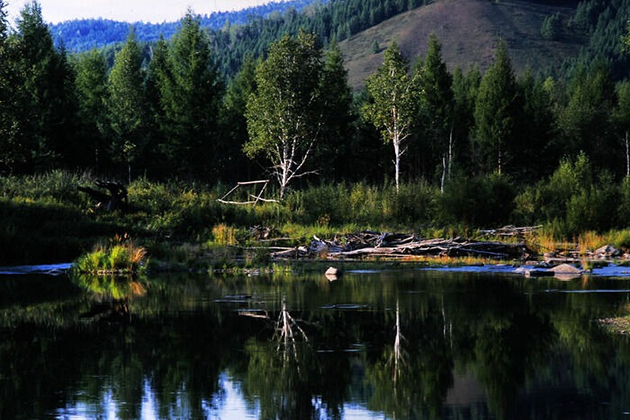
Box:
[340,0,583,89]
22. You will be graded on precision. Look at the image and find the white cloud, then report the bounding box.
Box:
[5,0,267,25]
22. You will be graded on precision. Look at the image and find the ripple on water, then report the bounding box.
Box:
[0,263,72,275]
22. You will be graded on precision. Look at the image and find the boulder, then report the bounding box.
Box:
[549,263,583,280]
[593,244,621,259]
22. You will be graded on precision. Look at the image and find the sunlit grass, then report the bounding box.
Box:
[74,234,148,275]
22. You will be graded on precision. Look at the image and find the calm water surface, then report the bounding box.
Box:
[1,268,630,419]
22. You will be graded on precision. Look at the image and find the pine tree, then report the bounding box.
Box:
[415,34,453,191]
[74,49,108,170]
[221,54,259,181]
[161,10,223,178]
[558,61,617,172]
[614,81,630,177]
[451,67,481,176]
[317,40,354,179]
[0,0,22,173]
[474,40,519,174]
[107,29,147,182]
[144,35,172,178]
[10,1,76,172]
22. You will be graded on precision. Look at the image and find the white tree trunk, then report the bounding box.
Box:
[393,139,401,191]
[626,131,629,178]
[441,154,447,194]
[441,126,454,194]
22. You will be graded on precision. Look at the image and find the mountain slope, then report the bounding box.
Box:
[49,0,328,52]
[339,0,583,89]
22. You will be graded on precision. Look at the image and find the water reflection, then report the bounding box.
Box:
[1,271,630,419]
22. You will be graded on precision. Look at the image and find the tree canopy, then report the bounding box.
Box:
[244,31,328,198]
[363,41,418,190]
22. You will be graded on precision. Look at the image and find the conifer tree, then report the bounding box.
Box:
[451,67,481,176]
[161,11,222,178]
[10,1,76,171]
[221,54,259,181]
[415,34,453,191]
[558,62,616,172]
[474,40,518,174]
[107,29,147,182]
[614,81,630,177]
[74,49,108,170]
[317,40,353,179]
[0,0,21,173]
[144,35,172,178]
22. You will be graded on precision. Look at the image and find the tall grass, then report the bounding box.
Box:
[285,180,438,228]
[74,234,148,274]
[7,169,630,266]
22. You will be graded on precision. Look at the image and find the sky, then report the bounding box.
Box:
[4,0,268,25]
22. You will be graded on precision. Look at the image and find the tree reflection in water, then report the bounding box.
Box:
[2,271,630,419]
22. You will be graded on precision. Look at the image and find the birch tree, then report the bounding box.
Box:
[244,31,324,199]
[363,41,418,191]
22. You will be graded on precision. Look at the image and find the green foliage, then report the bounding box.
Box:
[245,31,325,198]
[363,41,419,189]
[371,39,380,54]
[474,40,519,174]
[414,34,453,188]
[107,30,147,182]
[439,172,515,228]
[316,41,354,180]
[513,153,620,236]
[73,49,109,170]
[1,1,75,173]
[284,180,438,227]
[6,0,630,260]
[73,235,148,274]
[540,13,562,40]
[617,176,630,226]
[158,12,223,178]
[557,62,617,171]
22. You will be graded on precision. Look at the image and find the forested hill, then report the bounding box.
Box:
[341,0,583,87]
[49,0,630,83]
[340,0,630,88]
[49,0,329,52]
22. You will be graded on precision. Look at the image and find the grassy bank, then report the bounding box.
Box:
[3,170,630,267]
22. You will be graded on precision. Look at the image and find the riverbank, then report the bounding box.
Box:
[4,171,630,271]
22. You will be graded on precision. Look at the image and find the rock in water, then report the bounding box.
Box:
[549,263,582,280]
[325,266,339,276]
[325,266,341,281]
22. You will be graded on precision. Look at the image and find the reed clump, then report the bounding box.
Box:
[74,234,148,275]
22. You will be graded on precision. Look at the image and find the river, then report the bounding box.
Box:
[1,268,630,419]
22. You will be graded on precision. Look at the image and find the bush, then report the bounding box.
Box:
[514,154,619,236]
[439,173,515,228]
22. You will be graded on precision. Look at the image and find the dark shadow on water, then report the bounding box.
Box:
[1,270,630,419]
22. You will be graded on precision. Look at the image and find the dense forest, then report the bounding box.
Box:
[48,0,332,53]
[3,0,630,239]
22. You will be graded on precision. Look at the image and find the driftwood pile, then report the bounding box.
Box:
[271,231,532,260]
[543,244,628,264]
[479,225,543,239]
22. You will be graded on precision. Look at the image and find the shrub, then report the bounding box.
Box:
[439,173,515,228]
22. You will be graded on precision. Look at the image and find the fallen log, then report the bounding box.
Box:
[78,180,128,211]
